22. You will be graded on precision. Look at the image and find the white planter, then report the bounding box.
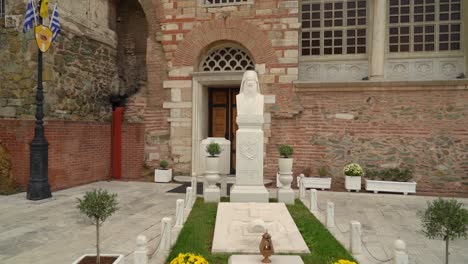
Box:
[278,174,293,189]
[154,169,172,183]
[205,157,220,188]
[365,179,417,195]
[278,158,293,173]
[73,254,125,264]
[298,177,332,190]
[345,176,362,192]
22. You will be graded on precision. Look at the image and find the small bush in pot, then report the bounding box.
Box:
[206,142,221,157]
[419,198,468,264]
[343,163,364,176]
[77,189,119,264]
[278,144,293,158]
[160,159,169,170]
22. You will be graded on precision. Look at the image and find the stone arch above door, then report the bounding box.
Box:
[172,17,276,67]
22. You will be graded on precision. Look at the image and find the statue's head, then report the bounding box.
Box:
[241,70,260,97]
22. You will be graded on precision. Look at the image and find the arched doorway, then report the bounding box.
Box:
[193,44,255,175]
[116,0,148,96]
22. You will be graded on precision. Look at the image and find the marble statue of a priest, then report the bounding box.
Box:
[237,70,264,116]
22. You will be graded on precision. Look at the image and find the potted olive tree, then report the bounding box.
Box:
[419,198,468,264]
[155,159,172,183]
[74,189,121,264]
[344,163,363,192]
[205,142,222,187]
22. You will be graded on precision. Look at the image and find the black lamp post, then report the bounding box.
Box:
[27,0,52,200]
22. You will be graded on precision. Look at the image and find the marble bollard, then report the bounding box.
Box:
[349,221,362,255]
[299,174,305,199]
[185,187,193,209]
[175,199,185,227]
[134,235,148,264]
[393,240,409,264]
[159,217,172,252]
[309,189,318,212]
[326,201,335,228]
[191,174,197,200]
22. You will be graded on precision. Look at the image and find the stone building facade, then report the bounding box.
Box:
[0,0,467,195]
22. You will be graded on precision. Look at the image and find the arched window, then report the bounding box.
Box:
[200,46,255,72]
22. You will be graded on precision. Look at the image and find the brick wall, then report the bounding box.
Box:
[0,119,145,191]
[265,87,468,197]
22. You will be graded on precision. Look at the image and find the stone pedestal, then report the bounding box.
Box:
[204,187,220,202]
[228,255,304,264]
[278,189,295,204]
[231,115,269,203]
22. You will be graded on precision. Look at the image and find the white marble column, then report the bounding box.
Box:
[370,0,387,80]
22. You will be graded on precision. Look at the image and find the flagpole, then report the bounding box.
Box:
[32,0,38,26]
[27,0,52,201]
[49,4,56,28]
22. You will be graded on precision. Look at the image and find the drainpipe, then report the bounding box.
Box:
[110,94,127,180]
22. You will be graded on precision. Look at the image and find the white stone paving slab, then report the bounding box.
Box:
[212,202,310,254]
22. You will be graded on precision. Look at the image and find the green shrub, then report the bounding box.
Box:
[343,163,363,176]
[365,168,413,182]
[278,144,293,158]
[206,142,221,157]
[160,160,169,169]
[318,166,330,177]
[419,198,468,264]
[77,189,118,264]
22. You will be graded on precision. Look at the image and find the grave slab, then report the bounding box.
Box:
[212,202,310,254]
[228,255,304,264]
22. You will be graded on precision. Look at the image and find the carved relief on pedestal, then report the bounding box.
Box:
[239,140,258,160]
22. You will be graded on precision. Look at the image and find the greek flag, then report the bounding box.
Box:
[23,0,38,33]
[50,5,61,42]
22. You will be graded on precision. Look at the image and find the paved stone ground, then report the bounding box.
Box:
[302,191,468,264]
[0,181,184,264]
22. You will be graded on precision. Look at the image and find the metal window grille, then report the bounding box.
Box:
[0,0,5,19]
[300,0,368,56]
[200,46,255,72]
[205,0,249,5]
[388,0,462,52]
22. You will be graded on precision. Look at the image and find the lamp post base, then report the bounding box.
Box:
[27,181,52,200]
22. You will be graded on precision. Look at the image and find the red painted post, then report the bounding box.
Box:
[112,107,124,180]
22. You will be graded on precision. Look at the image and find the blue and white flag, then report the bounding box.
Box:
[49,5,61,42]
[23,0,38,33]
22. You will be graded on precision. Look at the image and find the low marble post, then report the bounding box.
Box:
[349,221,362,255]
[393,240,409,264]
[191,173,197,201]
[299,174,305,199]
[185,187,193,209]
[159,217,172,253]
[134,235,148,264]
[326,201,335,228]
[175,199,185,227]
[309,189,318,212]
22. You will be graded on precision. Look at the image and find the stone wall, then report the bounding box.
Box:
[265,85,468,196]
[0,119,145,191]
[0,0,118,121]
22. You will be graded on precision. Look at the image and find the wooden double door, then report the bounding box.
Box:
[208,87,239,174]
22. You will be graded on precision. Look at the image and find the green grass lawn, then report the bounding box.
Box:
[167,198,356,264]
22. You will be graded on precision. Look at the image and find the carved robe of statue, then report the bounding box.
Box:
[237,70,264,116]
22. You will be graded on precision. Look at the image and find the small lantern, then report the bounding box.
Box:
[259,231,274,263]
